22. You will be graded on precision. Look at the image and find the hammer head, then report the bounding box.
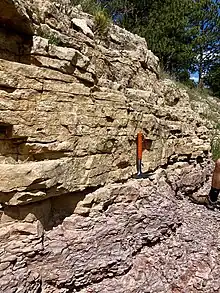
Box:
[133,172,152,179]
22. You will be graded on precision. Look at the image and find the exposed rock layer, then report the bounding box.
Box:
[1,171,219,293]
[0,1,218,292]
[0,0,210,224]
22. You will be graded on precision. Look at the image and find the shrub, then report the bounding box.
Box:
[39,31,62,46]
[70,0,111,35]
[47,34,62,46]
[94,10,111,35]
[70,0,100,15]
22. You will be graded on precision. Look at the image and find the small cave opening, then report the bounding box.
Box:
[0,0,33,64]
[106,116,114,123]
[143,139,153,151]
[0,123,13,138]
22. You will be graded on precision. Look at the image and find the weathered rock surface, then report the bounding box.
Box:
[190,93,220,154]
[0,0,211,224]
[1,173,220,293]
[0,0,219,292]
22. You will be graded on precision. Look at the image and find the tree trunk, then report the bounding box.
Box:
[198,48,204,88]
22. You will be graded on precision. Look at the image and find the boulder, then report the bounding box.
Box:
[71,18,94,38]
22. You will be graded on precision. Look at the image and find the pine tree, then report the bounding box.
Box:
[100,0,150,28]
[102,0,195,79]
[141,0,195,77]
[102,0,220,86]
[205,62,220,97]
[190,0,220,87]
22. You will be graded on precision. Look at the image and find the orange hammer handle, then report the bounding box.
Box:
[137,132,142,160]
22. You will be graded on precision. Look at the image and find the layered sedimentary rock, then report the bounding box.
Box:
[0,0,210,224]
[0,1,217,292]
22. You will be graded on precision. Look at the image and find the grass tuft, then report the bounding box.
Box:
[94,10,111,35]
[70,0,111,35]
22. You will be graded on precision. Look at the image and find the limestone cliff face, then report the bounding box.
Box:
[0,1,218,292]
[0,0,211,224]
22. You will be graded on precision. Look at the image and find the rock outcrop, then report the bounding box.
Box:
[1,175,220,293]
[0,0,217,292]
[0,0,210,225]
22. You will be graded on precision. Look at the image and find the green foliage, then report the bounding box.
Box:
[205,63,220,98]
[101,0,220,85]
[189,0,220,85]
[70,0,99,14]
[39,31,62,46]
[70,1,220,93]
[176,70,196,88]
[102,0,195,77]
[70,0,111,35]
[94,10,111,35]
[70,0,110,18]
[47,34,62,46]
[143,0,195,76]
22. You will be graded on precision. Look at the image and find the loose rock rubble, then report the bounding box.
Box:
[1,175,220,293]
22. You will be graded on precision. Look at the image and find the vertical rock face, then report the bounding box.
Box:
[0,1,218,292]
[0,0,210,224]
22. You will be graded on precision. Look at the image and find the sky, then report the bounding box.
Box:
[190,72,199,83]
